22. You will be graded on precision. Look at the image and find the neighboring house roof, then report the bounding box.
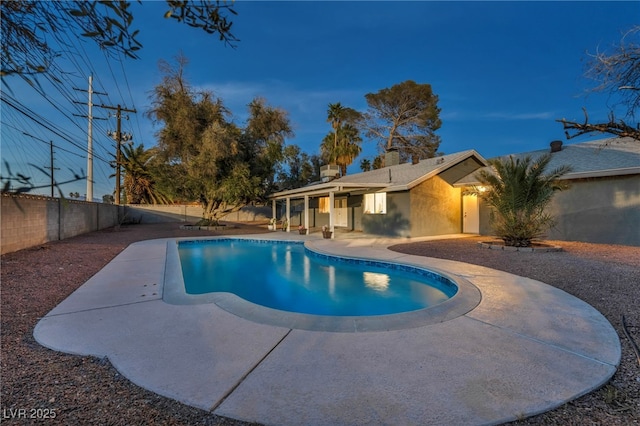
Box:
[270,150,488,200]
[455,137,640,187]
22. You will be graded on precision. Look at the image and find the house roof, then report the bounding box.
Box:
[270,149,488,200]
[454,137,640,186]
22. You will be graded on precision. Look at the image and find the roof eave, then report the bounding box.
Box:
[404,150,488,190]
[454,166,640,187]
[269,182,389,200]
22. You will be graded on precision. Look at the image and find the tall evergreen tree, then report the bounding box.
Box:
[363,80,441,163]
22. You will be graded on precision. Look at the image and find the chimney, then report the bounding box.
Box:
[385,147,400,166]
[320,164,340,182]
[411,154,419,165]
[550,140,563,153]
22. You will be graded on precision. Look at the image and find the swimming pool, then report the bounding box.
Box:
[178,239,456,316]
[163,237,481,332]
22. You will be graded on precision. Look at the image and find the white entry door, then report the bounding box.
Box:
[334,198,348,227]
[463,194,479,234]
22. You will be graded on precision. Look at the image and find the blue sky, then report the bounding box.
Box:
[2,1,638,199]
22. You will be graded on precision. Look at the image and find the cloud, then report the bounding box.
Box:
[481,111,556,120]
[443,109,557,121]
[200,79,364,127]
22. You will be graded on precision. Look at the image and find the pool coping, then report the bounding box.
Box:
[33,232,621,426]
[163,237,482,332]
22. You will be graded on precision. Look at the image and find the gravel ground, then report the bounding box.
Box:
[1,223,639,425]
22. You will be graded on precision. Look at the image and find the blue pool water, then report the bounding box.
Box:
[178,239,457,316]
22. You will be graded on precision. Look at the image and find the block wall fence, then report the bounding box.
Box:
[1,194,271,255]
[1,194,123,255]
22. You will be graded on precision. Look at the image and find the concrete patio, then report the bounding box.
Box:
[34,233,620,426]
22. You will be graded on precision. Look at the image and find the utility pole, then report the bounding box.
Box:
[86,76,94,202]
[44,140,60,197]
[74,75,107,202]
[102,104,136,204]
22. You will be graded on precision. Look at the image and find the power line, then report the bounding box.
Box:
[1,92,111,164]
[99,104,137,204]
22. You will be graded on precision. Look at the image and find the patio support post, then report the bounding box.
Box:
[272,199,276,221]
[329,191,335,238]
[286,197,291,232]
[304,195,309,235]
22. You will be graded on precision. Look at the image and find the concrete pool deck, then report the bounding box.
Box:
[34,233,620,425]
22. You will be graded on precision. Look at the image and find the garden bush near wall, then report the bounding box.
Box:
[1,193,121,255]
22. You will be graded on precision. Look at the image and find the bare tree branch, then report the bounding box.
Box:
[557,108,640,140]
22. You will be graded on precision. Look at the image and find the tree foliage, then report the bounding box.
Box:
[120,144,170,204]
[360,158,371,172]
[321,103,362,176]
[277,145,320,190]
[475,154,572,247]
[362,80,442,163]
[557,26,640,141]
[1,0,237,81]
[147,55,293,220]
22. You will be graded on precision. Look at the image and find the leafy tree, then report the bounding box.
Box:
[475,154,572,247]
[120,144,170,204]
[147,55,293,221]
[276,145,319,190]
[557,26,639,141]
[362,80,442,163]
[242,97,294,193]
[1,0,237,81]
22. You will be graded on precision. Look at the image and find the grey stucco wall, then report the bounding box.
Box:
[362,192,411,237]
[547,175,640,246]
[477,174,640,246]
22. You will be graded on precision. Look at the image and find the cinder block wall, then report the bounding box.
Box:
[1,195,272,255]
[2,194,55,254]
[124,204,271,223]
[124,204,203,223]
[60,200,98,239]
[1,194,120,255]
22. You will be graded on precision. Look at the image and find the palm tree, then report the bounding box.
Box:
[360,158,371,172]
[320,124,362,176]
[334,124,362,176]
[476,154,572,247]
[120,144,170,204]
[326,102,345,152]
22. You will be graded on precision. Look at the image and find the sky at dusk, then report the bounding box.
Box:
[2,1,638,199]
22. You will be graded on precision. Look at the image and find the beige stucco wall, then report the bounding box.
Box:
[409,175,462,237]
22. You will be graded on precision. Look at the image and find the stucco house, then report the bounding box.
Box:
[269,149,488,238]
[270,137,640,246]
[456,137,640,246]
